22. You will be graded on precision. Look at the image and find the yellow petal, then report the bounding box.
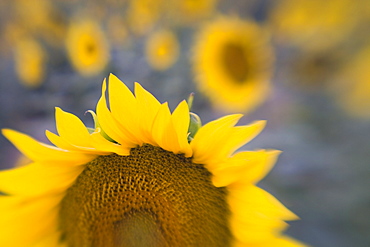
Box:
[233,235,308,247]
[0,162,84,196]
[54,107,92,148]
[191,114,243,164]
[0,195,23,212]
[231,215,287,244]
[96,80,137,148]
[216,121,266,159]
[2,129,96,165]
[45,130,77,151]
[90,128,130,156]
[0,194,62,247]
[108,74,141,144]
[152,102,180,152]
[228,185,299,243]
[46,130,114,156]
[211,150,280,187]
[33,231,67,247]
[172,100,192,157]
[134,82,161,145]
[256,236,309,247]
[228,185,298,222]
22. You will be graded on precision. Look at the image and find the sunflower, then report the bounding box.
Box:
[126,0,164,36]
[0,74,306,247]
[145,29,179,71]
[14,0,66,47]
[65,19,110,76]
[269,0,359,51]
[192,16,273,113]
[14,37,46,88]
[165,0,218,26]
[332,45,370,119]
[106,15,129,48]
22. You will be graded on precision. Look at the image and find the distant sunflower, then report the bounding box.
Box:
[0,74,306,247]
[192,17,273,112]
[287,47,345,90]
[65,19,110,76]
[145,29,179,71]
[269,0,359,50]
[333,45,370,118]
[106,15,129,47]
[126,0,164,35]
[14,0,66,47]
[14,37,46,88]
[166,0,218,26]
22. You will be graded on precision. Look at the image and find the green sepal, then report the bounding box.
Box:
[188,112,202,142]
[85,110,116,143]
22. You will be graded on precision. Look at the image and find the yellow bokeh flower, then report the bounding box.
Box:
[145,29,179,71]
[14,0,54,31]
[0,74,306,247]
[106,15,129,47]
[192,16,273,113]
[126,0,164,36]
[286,47,345,90]
[65,19,110,76]
[332,45,370,119]
[269,0,360,50]
[165,0,218,26]
[14,0,66,47]
[14,37,46,88]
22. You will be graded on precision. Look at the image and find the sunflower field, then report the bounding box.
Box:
[0,0,369,246]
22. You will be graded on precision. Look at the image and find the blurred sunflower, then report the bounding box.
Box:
[145,29,179,71]
[14,0,53,30]
[269,0,359,50]
[126,0,164,36]
[166,0,218,26]
[0,74,306,247]
[332,45,370,118]
[14,0,66,47]
[287,47,345,90]
[192,17,273,113]
[65,19,110,76]
[14,37,46,88]
[106,15,129,47]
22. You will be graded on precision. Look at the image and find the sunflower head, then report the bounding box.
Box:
[0,74,306,247]
[332,45,370,118]
[65,19,110,76]
[15,0,54,31]
[192,16,273,113]
[14,37,46,88]
[165,0,218,26]
[126,0,165,36]
[269,0,359,50]
[106,15,129,47]
[145,29,180,71]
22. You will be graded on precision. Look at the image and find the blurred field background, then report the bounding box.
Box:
[0,0,369,246]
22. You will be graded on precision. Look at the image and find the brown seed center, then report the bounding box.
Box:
[59,144,231,247]
[86,43,96,54]
[222,43,250,83]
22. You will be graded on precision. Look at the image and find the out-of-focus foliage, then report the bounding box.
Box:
[0,0,370,246]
